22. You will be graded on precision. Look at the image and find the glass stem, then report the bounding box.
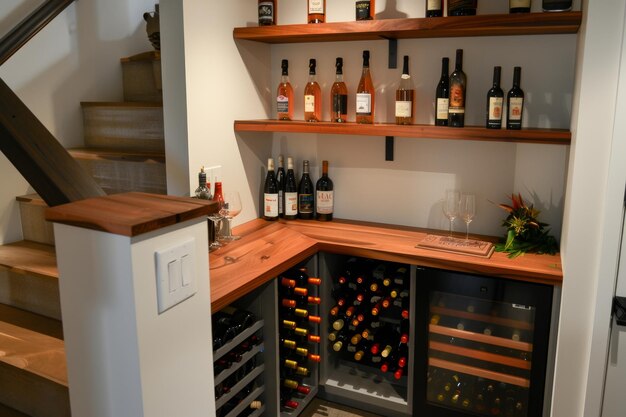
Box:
[465,222,469,240]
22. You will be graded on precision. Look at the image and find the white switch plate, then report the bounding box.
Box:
[155,238,197,314]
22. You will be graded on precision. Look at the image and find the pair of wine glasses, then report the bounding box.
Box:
[442,189,476,239]
[208,191,242,251]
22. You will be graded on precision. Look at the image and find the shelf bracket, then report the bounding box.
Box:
[385,136,394,161]
[387,38,397,69]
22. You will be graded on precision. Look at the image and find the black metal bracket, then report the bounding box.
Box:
[614,296,626,326]
[387,38,397,69]
[385,136,394,161]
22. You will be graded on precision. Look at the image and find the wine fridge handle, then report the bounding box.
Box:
[613,296,626,326]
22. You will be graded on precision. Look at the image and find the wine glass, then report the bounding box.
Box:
[207,214,223,251]
[442,189,460,236]
[460,193,476,240]
[218,191,242,241]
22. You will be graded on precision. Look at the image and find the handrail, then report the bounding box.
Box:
[0,0,76,66]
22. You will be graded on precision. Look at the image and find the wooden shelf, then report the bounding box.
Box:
[234,120,571,145]
[430,324,533,352]
[430,305,534,331]
[234,12,581,43]
[429,357,530,388]
[429,341,532,370]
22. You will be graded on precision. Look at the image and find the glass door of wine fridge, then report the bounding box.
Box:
[414,268,553,417]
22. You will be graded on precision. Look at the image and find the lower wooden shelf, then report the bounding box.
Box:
[234,120,571,145]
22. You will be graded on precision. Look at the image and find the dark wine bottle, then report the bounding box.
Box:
[448,0,477,16]
[356,0,373,20]
[486,66,504,129]
[263,157,279,221]
[506,66,524,130]
[435,57,450,126]
[542,0,572,11]
[277,154,286,217]
[298,160,314,219]
[426,0,444,17]
[315,160,334,221]
[509,0,531,13]
[448,49,466,128]
[284,157,298,220]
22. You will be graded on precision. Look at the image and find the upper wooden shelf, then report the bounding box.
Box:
[234,120,571,145]
[233,12,582,44]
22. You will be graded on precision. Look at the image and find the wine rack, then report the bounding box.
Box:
[212,308,267,417]
[277,261,321,417]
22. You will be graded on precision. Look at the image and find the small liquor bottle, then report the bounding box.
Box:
[356,0,375,20]
[486,66,504,129]
[307,0,325,23]
[356,50,375,124]
[395,55,415,125]
[448,49,466,128]
[435,57,450,126]
[426,0,444,17]
[304,59,322,122]
[277,59,294,120]
[258,0,277,25]
[506,67,524,130]
[195,167,211,199]
[331,58,348,123]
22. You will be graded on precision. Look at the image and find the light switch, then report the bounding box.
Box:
[155,238,197,314]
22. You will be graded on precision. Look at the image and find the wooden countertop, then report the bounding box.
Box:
[46,192,218,237]
[209,218,562,311]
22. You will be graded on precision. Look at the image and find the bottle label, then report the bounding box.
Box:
[509,97,524,120]
[308,0,324,14]
[304,95,315,112]
[356,93,372,115]
[488,97,503,121]
[356,1,371,20]
[395,101,412,118]
[264,193,278,217]
[316,190,334,214]
[428,0,442,10]
[332,94,348,114]
[285,192,298,216]
[258,2,274,23]
[278,190,284,214]
[449,82,465,113]
[436,98,449,120]
[277,95,289,113]
[510,0,530,7]
[298,193,314,214]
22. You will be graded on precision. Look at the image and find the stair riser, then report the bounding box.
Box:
[18,200,55,246]
[122,58,162,103]
[82,105,164,152]
[0,362,69,417]
[0,271,61,320]
[74,157,167,195]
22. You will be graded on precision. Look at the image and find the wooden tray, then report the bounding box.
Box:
[417,235,495,259]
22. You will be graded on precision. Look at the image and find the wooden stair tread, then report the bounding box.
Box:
[68,147,165,163]
[0,241,57,279]
[80,101,162,108]
[0,304,63,340]
[15,193,46,206]
[120,50,160,63]
[0,321,67,386]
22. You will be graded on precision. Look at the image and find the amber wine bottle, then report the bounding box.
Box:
[298,160,314,219]
[356,50,375,124]
[331,58,348,123]
[448,49,466,128]
[307,0,325,23]
[315,160,334,221]
[395,55,415,125]
[277,60,294,120]
[304,59,322,122]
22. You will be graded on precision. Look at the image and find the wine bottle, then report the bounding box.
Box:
[283,378,312,395]
[315,160,334,221]
[304,59,322,122]
[506,66,524,130]
[284,157,298,220]
[331,58,348,123]
[298,160,314,219]
[486,66,504,129]
[276,155,286,217]
[356,50,375,124]
[395,55,415,125]
[195,167,211,199]
[435,57,450,126]
[448,0,478,16]
[263,158,279,221]
[258,0,277,26]
[542,0,572,11]
[277,60,294,120]
[356,0,374,20]
[510,0,531,13]
[448,49,466,128]
[426,0,444,17]
[307,0,325,23]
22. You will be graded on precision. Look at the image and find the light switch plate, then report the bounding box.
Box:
[155,238,197,314]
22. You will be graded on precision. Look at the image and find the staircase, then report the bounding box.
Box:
[0,51,166,416]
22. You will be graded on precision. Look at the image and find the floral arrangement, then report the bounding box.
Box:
[495,193,559,258]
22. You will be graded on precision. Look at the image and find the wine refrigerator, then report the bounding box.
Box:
[414,267,554,417]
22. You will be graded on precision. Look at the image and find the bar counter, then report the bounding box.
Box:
[209,218,562,311]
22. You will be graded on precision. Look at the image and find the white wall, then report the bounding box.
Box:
[0,0,156,244]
